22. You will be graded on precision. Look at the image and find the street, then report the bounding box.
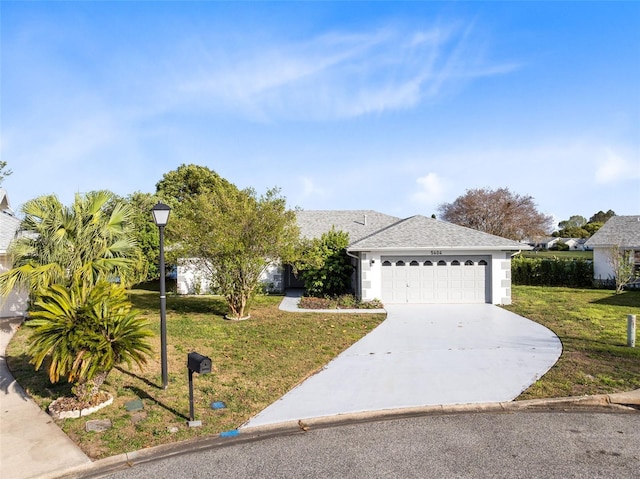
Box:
[97,410,640,479]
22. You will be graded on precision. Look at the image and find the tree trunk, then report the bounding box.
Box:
[72,370,109,403]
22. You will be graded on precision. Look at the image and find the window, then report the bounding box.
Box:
[396,260,406,266]
[382,260,392,266]
[465,260,474,266]
[479,260,487,266]
[451,260,460,266]
[410,260,419,266]
[437,260,446,266]
[424,260,433,266]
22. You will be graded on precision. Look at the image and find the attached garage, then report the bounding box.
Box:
[380,255,490,304]
[346,215,529,305]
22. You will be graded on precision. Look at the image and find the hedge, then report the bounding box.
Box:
[512,256,593,287]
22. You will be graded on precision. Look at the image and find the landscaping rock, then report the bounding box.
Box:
[131,411,147,424]
[85,419,112,432]
[48,392,113,420]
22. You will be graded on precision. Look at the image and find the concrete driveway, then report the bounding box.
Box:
[242,304,562,429]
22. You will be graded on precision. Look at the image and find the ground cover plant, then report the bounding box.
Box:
[6,292,384,459]
[504,286,640,399]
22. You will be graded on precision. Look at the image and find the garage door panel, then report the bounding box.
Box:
[381,255,490,304]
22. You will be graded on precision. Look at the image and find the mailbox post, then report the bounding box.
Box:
[187,352,212,427]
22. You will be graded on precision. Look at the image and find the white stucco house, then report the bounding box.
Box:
[0,189,28,317]
[584,215,640,285]
[296,210,528,305]
[179,210,529,305]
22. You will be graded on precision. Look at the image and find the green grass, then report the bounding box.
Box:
[6,286,640,458]
[6,291,384,459]
[504,286,640,399]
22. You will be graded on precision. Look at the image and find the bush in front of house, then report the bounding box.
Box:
[512,256,593,287]
[298,295,384,310]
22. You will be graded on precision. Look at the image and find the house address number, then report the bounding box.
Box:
[430,250,443,255]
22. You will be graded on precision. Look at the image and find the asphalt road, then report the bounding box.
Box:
[96,410,640,479]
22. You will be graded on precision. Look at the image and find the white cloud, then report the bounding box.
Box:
[412,172,447,205]
[300,176,328,199]
[595,149,640,184]
[176,22,517,121]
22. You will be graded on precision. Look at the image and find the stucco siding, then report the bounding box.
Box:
[0,255,28,317]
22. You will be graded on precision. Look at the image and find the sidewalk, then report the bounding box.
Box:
[0,317,91,479]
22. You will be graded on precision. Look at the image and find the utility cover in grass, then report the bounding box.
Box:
[211,401,226,410]
[125,399,144,412]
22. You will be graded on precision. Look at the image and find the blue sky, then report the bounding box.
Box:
[2,1,639,229]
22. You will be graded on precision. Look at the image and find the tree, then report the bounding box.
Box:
[589,210,616,224]
[438,187,553,241]
[121,191,162,282]
[607,246,636,294]
[169,185,299,319]
[156,163,235,215]
[558,215,587,230]
[0,191,145,300]
[27,281,153,402]
[0,161,12,185]
[294,228,354,298]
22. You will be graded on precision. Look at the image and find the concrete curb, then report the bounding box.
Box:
[54,389,639,479]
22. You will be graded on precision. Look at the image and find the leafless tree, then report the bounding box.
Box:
[438,187,553,241]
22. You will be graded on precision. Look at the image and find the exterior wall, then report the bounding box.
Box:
[176,259,214,295]
[492,252,513,305]
[593,247,614,281]
[0,255,28,317]
[592,246,638,282]
[356,249,515,305]
[176,259,284,295]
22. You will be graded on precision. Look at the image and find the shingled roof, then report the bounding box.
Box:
[0,189,20,254]
[585,216,640,248]
[348,215,529,251]
[296,210,401,242]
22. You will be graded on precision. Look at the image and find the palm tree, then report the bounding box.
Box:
[0,191,145,300]
[27,280,153,402]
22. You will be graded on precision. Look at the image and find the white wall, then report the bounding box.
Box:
[0,255,28,317]
[356,249,516,305]
[176,259,284,295]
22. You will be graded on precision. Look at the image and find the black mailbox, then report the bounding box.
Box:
[187,352,212,374]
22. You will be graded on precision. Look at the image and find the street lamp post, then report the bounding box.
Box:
[152,202,171,389]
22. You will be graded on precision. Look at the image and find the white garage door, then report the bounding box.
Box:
[381,256,490,304]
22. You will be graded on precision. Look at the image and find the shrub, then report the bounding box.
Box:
[512,256,593,288]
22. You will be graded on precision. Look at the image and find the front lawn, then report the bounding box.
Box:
[504,285,640,399]
[6,286,639,459]
[6,292,385,459]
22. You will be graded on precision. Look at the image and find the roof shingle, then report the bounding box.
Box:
[584,216,640,248]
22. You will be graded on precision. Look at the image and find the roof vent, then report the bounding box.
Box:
[364,214,368,226]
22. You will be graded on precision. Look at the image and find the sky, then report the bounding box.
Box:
[2,1,639,230]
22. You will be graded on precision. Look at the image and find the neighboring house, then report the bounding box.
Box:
[584,215,640,284]
[0,189,28,317]
[178,209,529,305]
[533,237,561,250]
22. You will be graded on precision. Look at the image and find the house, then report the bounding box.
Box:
[238,210,528,304]
[333,212,527,305]
[0,189,28,317]
[177,209,529,304]
[584,215,640,284]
